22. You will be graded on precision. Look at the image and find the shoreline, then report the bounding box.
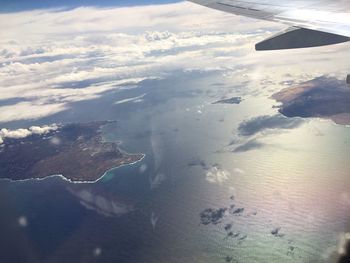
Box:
[0,153,145,184]
[271,77,350,126]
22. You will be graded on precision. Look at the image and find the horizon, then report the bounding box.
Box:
[0,0,180,13]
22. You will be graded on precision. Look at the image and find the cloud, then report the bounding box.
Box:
[29,124,58,134]
[231,114,304,152]
[0,101,67,122]
[233,168,245,174]
[237,114,304,136]
[200,207,227,225]
[233,139,264,153]
[68,188,134,217]
[0,2,348,124]
[0,128,31,139]
[115,93,146,105]
[206,165,230,184]
[149,173,166,190]
[0,2,278,123]
[0,123,58,144]
[150,212,159,230]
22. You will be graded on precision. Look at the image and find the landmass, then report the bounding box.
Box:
[272,76,350,125]
[0,121,143,182]
[212,97,242,105]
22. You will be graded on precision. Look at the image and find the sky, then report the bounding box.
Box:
[0,0,178,12]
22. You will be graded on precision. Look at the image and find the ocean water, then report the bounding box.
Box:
[0,71,349,262]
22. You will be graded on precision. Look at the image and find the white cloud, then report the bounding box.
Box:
[0,128,32,139]
[150,212,159,230]
[0,3,275,122]
[68,188,134,217]
[234,168,245,174]
[206,165,230,184]
[29,124,58,134]
[0,2,348,123]
[149,173,166,190]
[115,93,146,105]
[0,102,67,122]
[0,123,58,144]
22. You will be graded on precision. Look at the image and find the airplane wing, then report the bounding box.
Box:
[188,0,350,50]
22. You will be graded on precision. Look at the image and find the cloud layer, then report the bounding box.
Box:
[0,2,278,123]
[0,2,349,124]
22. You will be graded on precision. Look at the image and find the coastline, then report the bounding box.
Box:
[0,153,145,184]
[271,77,350,126]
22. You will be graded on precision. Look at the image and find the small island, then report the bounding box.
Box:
[0,121,143,182]
[212,97,242,105]
[272,77,350,125]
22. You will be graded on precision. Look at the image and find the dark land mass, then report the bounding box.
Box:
[0,121,143,182]
[272,77,350,125]
[212,97,242,105]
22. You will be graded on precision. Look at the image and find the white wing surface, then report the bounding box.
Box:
[189,0,350,49]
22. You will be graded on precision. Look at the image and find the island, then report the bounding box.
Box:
[272,76,350,125]
[0,121,143,182]
[212,96,242,105]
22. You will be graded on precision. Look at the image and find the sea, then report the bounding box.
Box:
[0,70,349,263]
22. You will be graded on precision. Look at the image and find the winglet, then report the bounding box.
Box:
[255,27,350,51]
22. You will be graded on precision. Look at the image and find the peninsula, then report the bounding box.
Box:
[0,121,143,182]
[272,77,350,125]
